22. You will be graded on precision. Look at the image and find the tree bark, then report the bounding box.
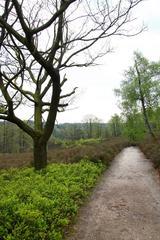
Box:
[33,139,47,170]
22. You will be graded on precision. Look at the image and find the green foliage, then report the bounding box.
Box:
[75,138,102,145]
[62,138,102,148]
[108,114,122,137]
[0,160,104,240]
[115,51,160,141]
[123,113,146,141]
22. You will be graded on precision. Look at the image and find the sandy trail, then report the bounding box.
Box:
[66,147,160,240]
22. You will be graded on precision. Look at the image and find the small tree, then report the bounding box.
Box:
[0,0,144,169]
[108,114,122,137]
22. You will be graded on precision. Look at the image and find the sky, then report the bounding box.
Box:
[56,0,160,123]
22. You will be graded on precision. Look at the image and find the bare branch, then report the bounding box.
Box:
[12,0,31,36]
[31,0,77,35]
[60,87,78,99]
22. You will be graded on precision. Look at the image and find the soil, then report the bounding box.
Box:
[66,147,160,240]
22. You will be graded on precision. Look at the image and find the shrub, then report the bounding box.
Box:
[139,138,160,169]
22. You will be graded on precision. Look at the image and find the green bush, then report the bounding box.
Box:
[0,160,104,240]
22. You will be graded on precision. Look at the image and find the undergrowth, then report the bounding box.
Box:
[0,160,104,240]
[48,138,130,166]
[139,138,160,169]
[0,138,129,168]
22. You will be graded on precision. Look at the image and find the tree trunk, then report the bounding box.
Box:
[135,62,156,140]
[33,139,47,170]
[3,120,7,153]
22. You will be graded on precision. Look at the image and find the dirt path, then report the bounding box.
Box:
[66,147,160,240]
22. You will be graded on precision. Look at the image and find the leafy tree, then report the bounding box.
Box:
[108,114,122,137]
[115,52,160,140]
[123,112,146,141]
[0,0,144,169]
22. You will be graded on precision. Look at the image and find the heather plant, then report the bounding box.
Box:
[0,138,129,169]
[139,139,160,169]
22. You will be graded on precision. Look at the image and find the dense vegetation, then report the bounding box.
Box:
[0,160,104,240]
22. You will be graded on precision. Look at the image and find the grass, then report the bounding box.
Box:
[0,160,104,240]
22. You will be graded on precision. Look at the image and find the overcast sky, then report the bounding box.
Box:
[56,0,160,123]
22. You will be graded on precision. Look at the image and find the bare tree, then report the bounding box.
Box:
[0,0,144,169]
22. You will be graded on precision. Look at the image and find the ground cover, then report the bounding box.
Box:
[0,160,104,240]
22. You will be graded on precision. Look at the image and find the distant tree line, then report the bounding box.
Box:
[0,121,32,153]
[0,116,123,153]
